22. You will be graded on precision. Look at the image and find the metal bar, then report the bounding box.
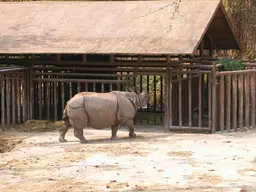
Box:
[54,81,57,121]
[238,74,244,129]
[189,73,192,128]
[17,75,21,124]
[232,75,238,130]
[178,74,182,128]
[199,74,202,128]
[226,75,231,131]
[6,74,10,127]
[39,81,42,120]
[154,76,157,111]
[61,82,65,113]
[69,82,72,98]
[160,76,163,111]
[208,73,212,130]
[77,82,81,93]
[12,76,16,125]
[46,82,50,120]
[147,75,150,111]
[93,82,96,92]
[22,72,26,123]
[220,75,225,131]
[245,74,250,127]
[251,74,256,128]
[1,75,5,128]
[101,83,104,93]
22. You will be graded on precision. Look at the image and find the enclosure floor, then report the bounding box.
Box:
[1,126,256,192]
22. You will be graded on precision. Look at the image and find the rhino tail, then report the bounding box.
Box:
[62,105,69,121]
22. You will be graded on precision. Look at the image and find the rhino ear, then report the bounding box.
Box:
[127,87,134,92]
[135,88,140,95]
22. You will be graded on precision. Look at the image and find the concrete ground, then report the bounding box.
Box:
[0,125,256,192]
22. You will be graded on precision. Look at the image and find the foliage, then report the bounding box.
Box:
[222,0,256,59]
[216,57,244,72]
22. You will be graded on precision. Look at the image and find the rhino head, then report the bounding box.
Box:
[127,87,149,108]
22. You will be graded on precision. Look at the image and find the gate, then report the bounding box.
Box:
[166,60,214,132]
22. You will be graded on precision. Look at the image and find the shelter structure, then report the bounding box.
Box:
[0,0,241,132]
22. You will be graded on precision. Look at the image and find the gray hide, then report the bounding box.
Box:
[59,90,149,143]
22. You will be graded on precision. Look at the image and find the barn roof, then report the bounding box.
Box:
[0,0,240,55]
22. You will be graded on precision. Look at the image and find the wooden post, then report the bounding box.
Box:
[211,62,217,133]
[12,75,16,125]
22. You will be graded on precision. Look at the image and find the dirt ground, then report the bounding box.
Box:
[1,125,256,192]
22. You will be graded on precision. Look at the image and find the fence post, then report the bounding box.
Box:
[211,61,217,133]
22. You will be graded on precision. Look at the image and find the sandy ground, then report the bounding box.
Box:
[1,125,256,192]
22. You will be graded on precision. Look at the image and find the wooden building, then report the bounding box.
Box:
[0,0,242,132]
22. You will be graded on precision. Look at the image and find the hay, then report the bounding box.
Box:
[15,120,63,132]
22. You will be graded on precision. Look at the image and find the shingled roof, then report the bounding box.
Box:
[0,0,240,55]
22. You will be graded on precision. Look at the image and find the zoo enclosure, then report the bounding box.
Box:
[1,54,256,133]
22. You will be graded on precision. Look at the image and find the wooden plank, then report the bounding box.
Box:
[208,73,212,130]
[232,75,238,130]
[199,74,202,128]
[226,75,231,131]
[251,73,256,128]
[17,75,21,124]
[169,67,173,128]
[244,74,250,127]
[220,75,225,131]
[54,81,57,121]
[188,72,192,128]
[12,76,16,125]
[238,74,244,129]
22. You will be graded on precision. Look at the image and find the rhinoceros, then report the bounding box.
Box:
[59,88,149,143]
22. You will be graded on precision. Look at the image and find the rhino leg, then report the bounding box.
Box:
[111,124,120,140]
[126,119,137,138]
[59,120,72,142]
[74,128,88,144]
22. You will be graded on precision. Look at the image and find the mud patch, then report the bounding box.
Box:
[0,135,22,153]
[167,151,193,157]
